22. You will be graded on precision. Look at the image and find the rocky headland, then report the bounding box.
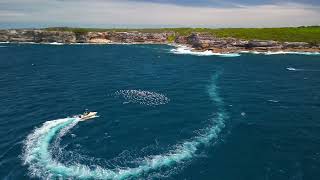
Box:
[0,29,319,53]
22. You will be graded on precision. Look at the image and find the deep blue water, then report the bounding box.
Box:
[0,44,320,180]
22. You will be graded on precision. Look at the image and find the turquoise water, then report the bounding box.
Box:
[0,44,320,179]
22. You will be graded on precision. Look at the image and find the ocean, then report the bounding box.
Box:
[0,43,320,179]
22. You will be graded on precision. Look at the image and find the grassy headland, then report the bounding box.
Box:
[46,26,320,44]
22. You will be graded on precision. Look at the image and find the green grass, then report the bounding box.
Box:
[45,26,320,44]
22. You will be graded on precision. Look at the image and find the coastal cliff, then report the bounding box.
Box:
[0,29,172,44]
[0,29,319,53]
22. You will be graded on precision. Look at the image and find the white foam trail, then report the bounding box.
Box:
[171,46,240,57]
[241,51,320,56]
[23,73,226,179]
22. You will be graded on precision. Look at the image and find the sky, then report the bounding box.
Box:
[0,0,319,28]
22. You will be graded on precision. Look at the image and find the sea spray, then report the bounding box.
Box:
[22,72,227,179]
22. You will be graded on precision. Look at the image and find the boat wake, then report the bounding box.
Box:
[22,73,227,179]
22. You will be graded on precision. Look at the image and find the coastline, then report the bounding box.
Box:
[170,45,320,56]
[2,41,320,56]
[1,29,319,55]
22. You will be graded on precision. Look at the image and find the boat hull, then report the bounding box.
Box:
[78,112,98,121]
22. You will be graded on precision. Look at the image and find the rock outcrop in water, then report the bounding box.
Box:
[0,29,319,53]
[178,33,319,53]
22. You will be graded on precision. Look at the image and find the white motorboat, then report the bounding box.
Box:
[78,111,98,121]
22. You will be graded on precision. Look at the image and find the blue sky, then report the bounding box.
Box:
[0,0,319,28]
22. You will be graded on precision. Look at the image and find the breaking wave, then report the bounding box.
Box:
[241,51,320,56]
[48,42,64,45]
[171,46,241,57]
[171,46,320,57]
[114,90,170,106]
[22,73,226,179]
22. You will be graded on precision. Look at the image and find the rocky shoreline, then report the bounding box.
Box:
[1,29,319,53]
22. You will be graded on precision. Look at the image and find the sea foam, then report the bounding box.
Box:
[114,90,170,106]
[171,46,241,57]
[286,67,300,71]
[241,51,320,56]
[48,42,64,45]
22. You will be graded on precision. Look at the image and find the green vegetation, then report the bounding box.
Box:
[167,34,176,43]
[45,26,320,43]
[208,27,320,43]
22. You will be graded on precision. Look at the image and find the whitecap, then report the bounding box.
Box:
[286,67,299,71]
[286,67,320,72]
